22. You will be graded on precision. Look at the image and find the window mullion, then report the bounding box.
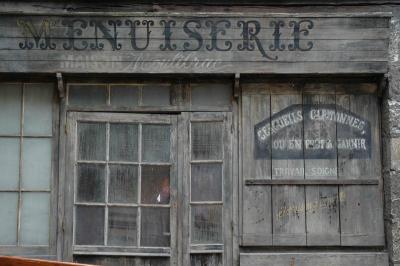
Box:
[137,123,142,248]
[16,83,25,246]
[104,122,110,246]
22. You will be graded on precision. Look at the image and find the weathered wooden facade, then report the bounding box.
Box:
[0,0,399,266]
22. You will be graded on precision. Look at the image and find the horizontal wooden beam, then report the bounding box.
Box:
[245,179,379,185]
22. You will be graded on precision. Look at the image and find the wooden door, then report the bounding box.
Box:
[65,112,178,266]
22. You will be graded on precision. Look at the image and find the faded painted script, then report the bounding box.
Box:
[16,17,314,61]
[254,104,371,159]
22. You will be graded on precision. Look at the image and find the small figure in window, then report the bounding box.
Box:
[157,176,170,204]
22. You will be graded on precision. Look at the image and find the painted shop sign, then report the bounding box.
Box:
[254,104,371,159]
[16,18,314,59]
[0,15,389,73]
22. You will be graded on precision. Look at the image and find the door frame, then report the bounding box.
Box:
[64,111,233,265]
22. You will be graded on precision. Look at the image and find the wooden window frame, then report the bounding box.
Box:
[64,112,178,262]
[63,112,234,266]
[180,112,233,266]
[65,80,233,113]
[0,82,59,259]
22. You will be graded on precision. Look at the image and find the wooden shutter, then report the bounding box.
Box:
[240,81,384,247]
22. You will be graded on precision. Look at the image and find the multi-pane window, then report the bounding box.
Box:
[186,113,231,266]
[66,82,232,111]
[66,82,233,265]
[73,114,175,252]
[190,122,223,245]
[0,83,54,248]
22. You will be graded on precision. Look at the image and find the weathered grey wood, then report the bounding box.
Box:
[241,186,272,246]
[302,88,340,246]
[305,186,340,245]
[75,255,170,266]
[0,14,389,74]
[336,86,384,246]
[270,87,305,246]
[241,85,283,246]
[240,252,389,266]
[65,112,179,263]
[242,85,271,179]
[177,113,188,266]
[181,112,232,265]
[245,179,379,185]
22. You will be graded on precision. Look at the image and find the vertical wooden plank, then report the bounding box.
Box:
[223,113,233,266]
[242,85,271,180]
[303,86,340,246]
[169,116,178,266]
[64,112,78,261]
[337,85,384,246]
[271,85,306,246]
[179,113,190,266]
[231,95,239,266]
[241,85,272,245]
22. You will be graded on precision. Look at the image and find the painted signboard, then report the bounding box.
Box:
[0,14,389,73]
[254,104,371,159]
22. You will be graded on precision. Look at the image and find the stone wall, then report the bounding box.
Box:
[385,6,400,266]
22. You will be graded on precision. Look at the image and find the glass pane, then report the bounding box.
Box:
[0,192,18,245]
[191,83,232,107]
[0,138,19,190]
[68,84,107,106]
[78,122,106,161]
[108,207,137,246]
[20,192,50,245]
[142,84,171,106]
[110,85,140,107]
[191,205,222,244]
[191,254,222,266]
[191,163,222,202]
[141,207,170,247]
[22,138,52,190]
[75,206,105,245]
[76,163,105,203]
[191,122,222,160]
[23,83,53,136]
[0,83,21,135]
[141,165,170,204]
[109,165,138,204]
[142,124,171,162]
[109,123,138,162]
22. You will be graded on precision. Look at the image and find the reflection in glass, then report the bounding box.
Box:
[141,165,170,204]
[191,122,222,160]
[0,192,18,245]
[20,192,50,245]
[191,205,222,244]
[109,165,138,204]
[108,207,137,246]
[191,163,222,202]
[141,207,170,247]
[142,124,171,162]
[76,163,105,203]
[109,123,138,162]
[22,138,52,190]
[78,122,106,161]
[75,206,105,245]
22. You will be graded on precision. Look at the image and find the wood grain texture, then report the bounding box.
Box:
[0,14,389,73]
[240,252,389,266]
[240,81,384,248]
